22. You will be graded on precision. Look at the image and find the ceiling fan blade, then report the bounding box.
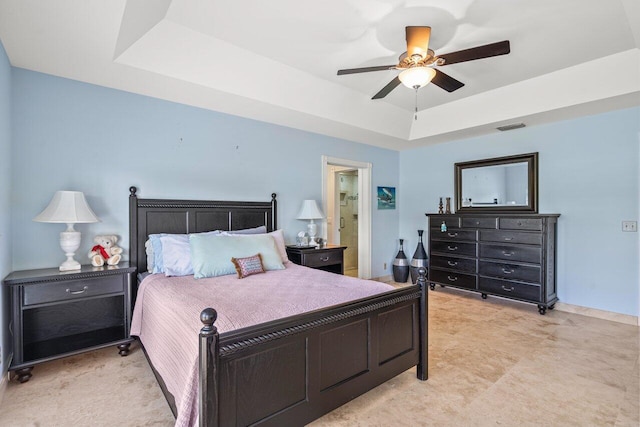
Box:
[439,40,510,65]
[406,26,431,59]
[431,69,465,92]
[337,65,396,75]
[372,76,402,99]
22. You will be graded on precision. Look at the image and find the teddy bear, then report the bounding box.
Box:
[88,235,123,267]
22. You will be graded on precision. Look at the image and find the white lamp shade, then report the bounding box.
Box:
[33,191,99,223]
[398,67,436,89]
[296,200,324,220]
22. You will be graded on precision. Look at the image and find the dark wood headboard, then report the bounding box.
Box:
[128,186,277,273]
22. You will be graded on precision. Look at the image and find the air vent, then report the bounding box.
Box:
[496,123,526,131]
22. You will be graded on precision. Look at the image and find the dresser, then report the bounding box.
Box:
[3,263,136,382]
[426,214,559,314]
[285,245,347,275]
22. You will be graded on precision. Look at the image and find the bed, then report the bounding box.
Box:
[128,187,428,426]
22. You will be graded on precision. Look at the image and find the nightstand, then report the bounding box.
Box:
[286,245,347,275]
[3,263,136,383]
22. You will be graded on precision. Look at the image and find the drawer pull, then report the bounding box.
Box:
[447,245,458,251]
[503,237,513,241]
[320,256,330,262]
[501,251,513,257]
[447,261,458,266]
[447,275,458,282]
[501,285,514,292]
[501,268,514,274]
[66,286,88,295]
[447,232,458,237]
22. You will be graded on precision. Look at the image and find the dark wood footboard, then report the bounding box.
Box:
[199,269,428,427]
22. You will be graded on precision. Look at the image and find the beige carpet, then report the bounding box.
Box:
[0,287,638,426]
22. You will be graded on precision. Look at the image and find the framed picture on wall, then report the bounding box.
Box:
[377,186,396,210]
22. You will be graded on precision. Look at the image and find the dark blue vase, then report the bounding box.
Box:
[410,230,428,284]
[392,239,410,283]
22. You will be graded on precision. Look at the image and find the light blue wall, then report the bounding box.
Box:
[400,107,640,316]
[7,66,638,319]
[0,41,11,377]
[10,69,399,278]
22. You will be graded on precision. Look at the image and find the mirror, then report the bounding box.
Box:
[455,152,538,213]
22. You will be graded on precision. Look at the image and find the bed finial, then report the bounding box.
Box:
[129,186,138,197]
[271,193,276,201]
[200,308,218,330]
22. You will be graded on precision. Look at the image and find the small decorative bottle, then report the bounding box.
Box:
[440,221,447,232]
[438,197,444,214]
[410,230,428,284]
[392,239,410,283]
[445,197,452,214]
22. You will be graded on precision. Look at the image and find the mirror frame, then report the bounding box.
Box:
[455,152,538,213]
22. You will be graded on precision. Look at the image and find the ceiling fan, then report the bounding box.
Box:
[337,26,510,100]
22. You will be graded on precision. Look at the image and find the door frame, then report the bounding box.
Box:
[321,155,372,279]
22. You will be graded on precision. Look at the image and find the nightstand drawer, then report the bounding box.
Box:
[23,275,124,306]
[304,250,342,267]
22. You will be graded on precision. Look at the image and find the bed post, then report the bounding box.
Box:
[199,308,220,427]
[416,267,428,381]
[271,193,277,231]
[129,186,138,269]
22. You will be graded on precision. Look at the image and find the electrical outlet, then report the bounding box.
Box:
[383,263,387,270]
[622,221,637,232]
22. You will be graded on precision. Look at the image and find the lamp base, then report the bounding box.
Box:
[59,227,82,271]
[59,259,81,271]
[307,221,319,247]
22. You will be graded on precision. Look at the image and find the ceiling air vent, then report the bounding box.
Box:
[496,123,526,131]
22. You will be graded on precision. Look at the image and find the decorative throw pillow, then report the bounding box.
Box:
[231,254,265,278]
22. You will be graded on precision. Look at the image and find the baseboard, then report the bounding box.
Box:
[554,302,639,326]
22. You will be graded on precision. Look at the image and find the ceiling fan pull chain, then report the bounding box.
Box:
[414,86,419,120]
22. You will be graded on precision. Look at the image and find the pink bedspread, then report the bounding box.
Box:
[130,263,394,427]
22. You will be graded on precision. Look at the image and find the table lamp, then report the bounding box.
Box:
[33,191,99,271]
[296,200,324,244]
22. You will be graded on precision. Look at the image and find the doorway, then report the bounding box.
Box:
[336,169,358,277]
[322,156,372,279]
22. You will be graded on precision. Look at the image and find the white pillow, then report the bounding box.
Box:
[268,229,289,263]
[160,234,195,277]
[146,230,221,276]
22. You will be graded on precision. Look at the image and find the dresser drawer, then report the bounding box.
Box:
[480,243,541,264]
[303,250,342,268]
[431,241,476,257]
[479,277,541,301]
[23,276,124,306]
[499,217,543,231]
[431,229,476,242]
[462,217,497,229]
[480,230,542,245]
[430,269,476,290]
[430,217,460,229]
[431,256,476,274]
[479,261,541,283]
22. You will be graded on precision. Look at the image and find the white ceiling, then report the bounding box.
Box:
[1,0,639,150]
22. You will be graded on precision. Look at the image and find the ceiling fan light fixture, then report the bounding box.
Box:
[398,67,436,89]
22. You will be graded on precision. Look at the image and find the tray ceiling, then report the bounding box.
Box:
[1,0,639,150]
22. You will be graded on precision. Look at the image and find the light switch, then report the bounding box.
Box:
[622,221,637,232]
